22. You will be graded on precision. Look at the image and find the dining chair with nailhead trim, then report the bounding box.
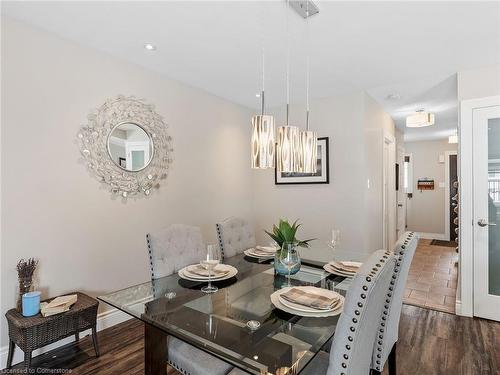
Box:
[300,249,396,375]
[370,232,419,375]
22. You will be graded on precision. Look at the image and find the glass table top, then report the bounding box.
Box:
[99,254,350,374]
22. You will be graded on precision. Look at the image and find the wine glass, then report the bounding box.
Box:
[279,243,300,288]
[329,229,341,250]
[201,244,220,294]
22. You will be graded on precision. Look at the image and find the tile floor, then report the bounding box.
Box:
[403,238,458,314]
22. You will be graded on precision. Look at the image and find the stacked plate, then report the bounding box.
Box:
[270,286,344,317]
[178,263,238,282]
[243,246,277,259]
[323,260,363,278]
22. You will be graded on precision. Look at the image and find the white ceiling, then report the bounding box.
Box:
[367,74,459,142]
[3,1,500,141]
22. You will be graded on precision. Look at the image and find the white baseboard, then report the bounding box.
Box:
[0,308,131,369]
[416,232,447,240]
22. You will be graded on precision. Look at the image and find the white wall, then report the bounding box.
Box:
[405,139,458,236]
[458,65,500,100]
[0,18,254,346]
[252,92,395,254]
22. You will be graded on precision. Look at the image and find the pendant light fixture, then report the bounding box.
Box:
[251,49,276,169]
[298,1,317,173]
[277,0,300,173]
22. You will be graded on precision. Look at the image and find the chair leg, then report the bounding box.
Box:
[388,342,397,375]
[92,326,100,357]
[75,331,80,341]
[6,340,15,369]
[24,350,32,370]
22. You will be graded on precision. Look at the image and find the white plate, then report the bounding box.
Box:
[178,264,238,282]
[323,264,356,278]
[278,286,342,313]
[183,264,231,279]
[270,287,344,317]
[244,249,275,259]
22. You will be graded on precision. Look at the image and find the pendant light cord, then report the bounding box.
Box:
[306,1,310,131]
[285,0,290,126]
[261,47,265,115]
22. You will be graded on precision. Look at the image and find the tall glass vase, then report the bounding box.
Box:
[274,242,301,276]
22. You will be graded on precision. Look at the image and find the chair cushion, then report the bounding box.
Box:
[216,217,256,259]
[168,336,233,375]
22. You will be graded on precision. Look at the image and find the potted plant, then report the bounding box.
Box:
[265,219,314,276]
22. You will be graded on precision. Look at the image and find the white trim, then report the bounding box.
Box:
[415,232,447,240]
[455,299,462,315]
[444,151,458,242]
[0,308,131,368]
[458,95,500,318]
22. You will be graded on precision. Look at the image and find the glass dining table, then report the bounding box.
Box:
[99,247,366,375]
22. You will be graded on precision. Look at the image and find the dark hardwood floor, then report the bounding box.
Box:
[5,305,499,375]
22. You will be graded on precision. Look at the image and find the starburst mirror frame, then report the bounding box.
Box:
[77,95,173,199]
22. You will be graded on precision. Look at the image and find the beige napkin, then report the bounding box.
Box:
[330,261,361,273]
[255,246,278,254]
[280,288,340,310]
[250,248,275,256]
[186,264,229,277]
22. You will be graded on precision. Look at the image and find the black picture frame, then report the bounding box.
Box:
[275,137,330,185]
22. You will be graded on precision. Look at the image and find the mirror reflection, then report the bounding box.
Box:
[107,122,153,171]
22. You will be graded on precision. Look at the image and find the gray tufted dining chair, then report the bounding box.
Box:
[300,249,396,375]
[147,224,207,279]
[146,224,235,375]
[370,232,418,375]
[216,217,256,259]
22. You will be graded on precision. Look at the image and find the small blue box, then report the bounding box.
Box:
[22,291,41,317]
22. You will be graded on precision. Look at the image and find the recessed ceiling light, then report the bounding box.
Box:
[144,43,156,51]
[255,93,261,98]
[385,93,401,101]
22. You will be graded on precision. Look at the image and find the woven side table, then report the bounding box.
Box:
[5,292,99,369]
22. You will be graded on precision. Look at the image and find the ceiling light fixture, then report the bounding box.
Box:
[298,1,317,173]
[406,109,435,128]
[276,0,301,173]
[144,43,156,51]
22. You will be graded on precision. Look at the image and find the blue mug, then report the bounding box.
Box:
[22,291,41,317]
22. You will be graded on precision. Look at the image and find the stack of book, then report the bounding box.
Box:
[41,294,77,317]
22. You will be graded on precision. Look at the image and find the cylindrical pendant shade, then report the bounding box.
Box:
[251,114,275,169]
[298,130,318,173]
[277,125,300,173]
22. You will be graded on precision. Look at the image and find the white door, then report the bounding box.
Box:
[396,146,406,240]
[473,104,500,321]
[125,142,150,171]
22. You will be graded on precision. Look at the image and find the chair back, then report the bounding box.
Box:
[216,217,256,259]
[327,250,396,375]
[371,232,418,372]
[146,224,205,280]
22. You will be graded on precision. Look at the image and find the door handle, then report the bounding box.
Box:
[398,204,403,207]
[477,219,497,227]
